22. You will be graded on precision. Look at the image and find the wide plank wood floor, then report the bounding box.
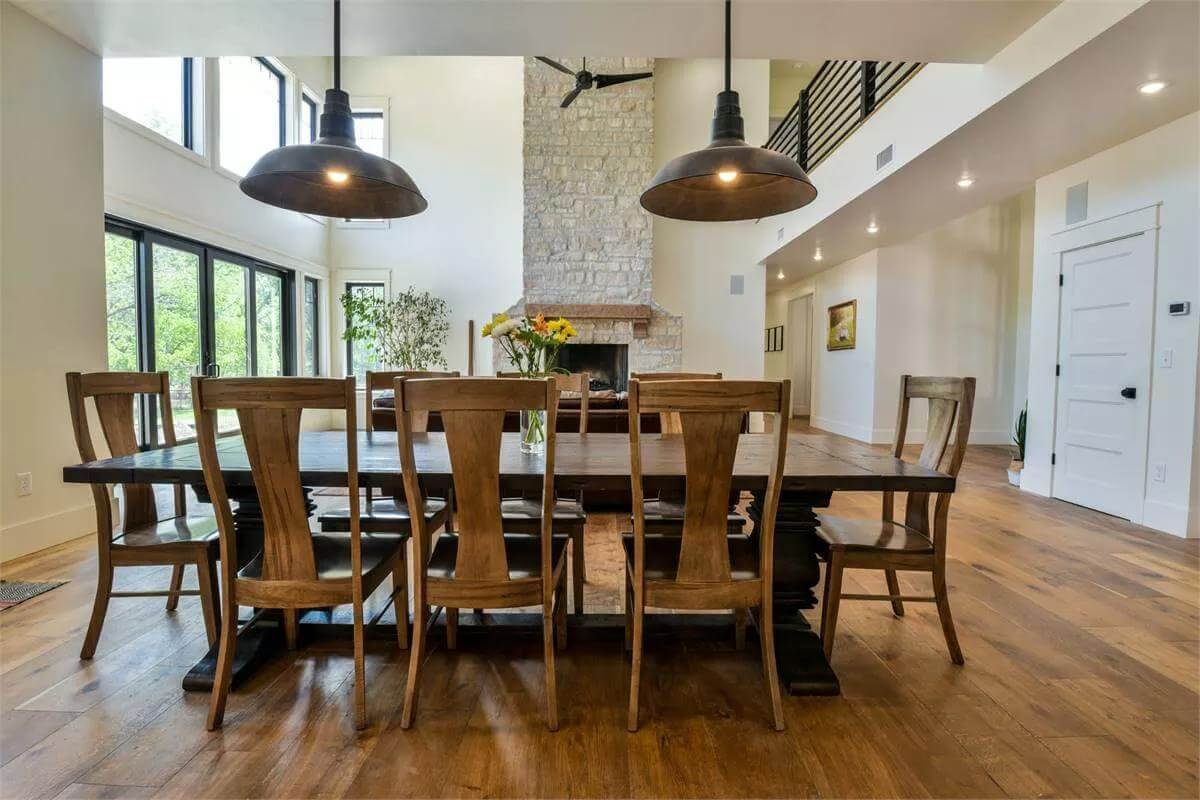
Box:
[1,427,1197,799]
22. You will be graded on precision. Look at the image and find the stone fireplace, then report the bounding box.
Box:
[497,56,682,376]
[558,343,629,391]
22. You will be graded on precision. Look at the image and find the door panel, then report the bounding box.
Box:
[1052,233,1154,520]
[255,269,285,377]
[150,240,203,443]
[212,258,252,430]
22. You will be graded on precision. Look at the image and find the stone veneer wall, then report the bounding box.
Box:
[506,56,681,373]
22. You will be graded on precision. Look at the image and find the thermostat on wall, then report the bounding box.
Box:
[1168,301,1191,316]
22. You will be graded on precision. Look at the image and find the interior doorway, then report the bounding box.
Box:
[786,293,813,416]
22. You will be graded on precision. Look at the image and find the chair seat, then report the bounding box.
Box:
[428,533,569,580]
[815,516,934,553]
[640,499,745,532]
[318,497,447,533]
[239,531,405,582]
[500,497,585,521]
[113,514,218,549]
[621,534,759,581]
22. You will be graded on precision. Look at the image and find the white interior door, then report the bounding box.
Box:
[787,294,812,416]
[1052,232,1155,520]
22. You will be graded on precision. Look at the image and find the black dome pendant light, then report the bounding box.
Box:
[240,0,427,219]
[640,0,816,222]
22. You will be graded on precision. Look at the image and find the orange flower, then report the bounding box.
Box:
[532,313,549,334]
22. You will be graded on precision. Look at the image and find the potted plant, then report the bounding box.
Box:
[341,286,450,371]
[481,312,577,453]
[1009,404,1026,486]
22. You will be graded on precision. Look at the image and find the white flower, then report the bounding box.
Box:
[490,319,521,338]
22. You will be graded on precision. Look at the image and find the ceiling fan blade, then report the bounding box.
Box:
[593,72,653,89]
[560,86,584,108]
[536,57,576,76]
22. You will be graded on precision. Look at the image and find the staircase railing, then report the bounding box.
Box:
[765,60,922,172]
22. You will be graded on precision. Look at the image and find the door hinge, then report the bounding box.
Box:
[1051,453,1056,465]
[1055,364,1061,377]
[1059,274,1064,287]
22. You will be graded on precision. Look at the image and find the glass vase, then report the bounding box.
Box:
[520,409,547,454]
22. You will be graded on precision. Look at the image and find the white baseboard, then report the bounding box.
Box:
[1141,498,1194,538]
[810,416,875,443]
[869,427,1011,446]
[1,503,96,563]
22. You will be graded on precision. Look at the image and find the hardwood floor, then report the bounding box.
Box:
[1,428,1197,799]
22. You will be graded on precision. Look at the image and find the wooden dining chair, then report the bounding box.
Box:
[395,377,570,731]
[625,378,791,732]
[193,376,409,731]
[66,371,220,660]
[815,375,976,665]
[317,369,457,536]
[497,371,589,615]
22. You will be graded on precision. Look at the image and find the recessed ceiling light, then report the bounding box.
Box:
[1138,80,1168,95]
[866,221,879,234]
[956,175,975,189]
[777,269,785,280]
[813,248,824,262]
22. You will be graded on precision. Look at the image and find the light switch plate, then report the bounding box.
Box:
[1158,349,1174,368]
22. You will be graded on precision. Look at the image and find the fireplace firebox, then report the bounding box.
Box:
[556,344,629,391]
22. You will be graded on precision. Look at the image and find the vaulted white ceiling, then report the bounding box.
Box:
[16,0,1058,62]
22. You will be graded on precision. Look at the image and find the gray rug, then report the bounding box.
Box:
[0,580,66,609]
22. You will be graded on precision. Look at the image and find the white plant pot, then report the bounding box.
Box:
[1007,459,1023,487]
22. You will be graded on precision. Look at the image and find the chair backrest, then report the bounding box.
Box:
[497,371,590,433]
[885,375,976,544]
[395,377,557,586]
[193,376,357,582]
[628,378,790,584]
[66,371,182,536]
[364,370,460,433]
[629,371,721,434]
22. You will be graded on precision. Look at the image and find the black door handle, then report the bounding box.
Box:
[1121,387,1137,399]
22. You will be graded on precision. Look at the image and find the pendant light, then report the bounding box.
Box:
[239,0,427,219]
[640,0,816,222]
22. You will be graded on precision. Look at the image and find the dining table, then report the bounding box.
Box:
[63,430,954,696]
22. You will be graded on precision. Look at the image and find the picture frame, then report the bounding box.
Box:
[764,325,784,353]
[827,299,857,351]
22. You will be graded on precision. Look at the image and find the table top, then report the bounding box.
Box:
[63,431,953,494]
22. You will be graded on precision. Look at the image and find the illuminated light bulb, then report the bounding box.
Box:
[867,221,879,234]
[1138,80,1167,95]
[777,269,785,280]
[813,248,824,262]
[326,169,349,184]
[717,169,739,183]
[956,175,975,189]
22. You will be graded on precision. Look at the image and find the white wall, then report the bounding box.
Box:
[1024,113,1200,537]
[652,58,770,379]
[330,57,524,378]
[1,2,107,561]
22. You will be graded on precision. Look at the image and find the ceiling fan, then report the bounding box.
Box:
[535,57,653,108]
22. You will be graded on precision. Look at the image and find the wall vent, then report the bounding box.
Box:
[876,144,893,170]
[1065,182,1088,225]
[730,275,745,295]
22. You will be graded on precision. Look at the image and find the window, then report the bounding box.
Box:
[301,93,319,144]
[103,217,297,443]
[345,282,385,383]
[219,57,286,176]
[303,277,320,376]
[103,57,195,149]
[352,111,385,157]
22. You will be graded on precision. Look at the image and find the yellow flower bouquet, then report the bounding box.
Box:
[482,312,577,451]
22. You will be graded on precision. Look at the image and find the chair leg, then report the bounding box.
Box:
[821,551,844,662]
[885,569,905,617]
[80,565,114,660]
[571,527,585,617]
[734,608,747,651]
[542,603,559,731]
[392,556,409,650]
[627,584,644,732]
[933,565,964,665]
[400,599,426,729]
[758,598,786,731]
[195,555,220,647]
[445,607,458,650]
[206,590,239,730]
[283,610,300,651]
[624,568,633,651]
[352,593,368,730]
[166,564,184,611]
[555,570,568,651]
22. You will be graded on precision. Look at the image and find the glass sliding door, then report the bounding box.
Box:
[254,268,286,377]
[211,256,252,431]
[149,237,204,442]
[104,229,139,372]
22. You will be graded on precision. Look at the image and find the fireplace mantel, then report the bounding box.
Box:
[525,303,654,338]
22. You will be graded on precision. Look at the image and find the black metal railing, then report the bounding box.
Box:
[765,60,922,172]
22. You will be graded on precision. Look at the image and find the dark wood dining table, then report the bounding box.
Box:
[63,431,954,696]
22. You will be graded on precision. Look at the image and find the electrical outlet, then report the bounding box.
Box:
[1152,463,1167,483]
[16,472,32,496]
[1157,349,1174,368]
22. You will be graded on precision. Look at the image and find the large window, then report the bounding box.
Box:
[301,93,319,144]
[352,111,385,157]
[103,57,195,149]
[303,277,320,376]
[104,218,296,442]
[345,282,385,383]
[219,57,286,176]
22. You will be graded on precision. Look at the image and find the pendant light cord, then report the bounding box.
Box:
[724,0,731,93]
[333,0,341,90]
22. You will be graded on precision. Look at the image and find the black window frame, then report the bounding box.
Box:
[103,56,197,151]
[303,276,321,376]
[350,110,385,156]
[104,215,297,444]
[302,92,319,144]
[344,281,386,382]
[255,57,288,148]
